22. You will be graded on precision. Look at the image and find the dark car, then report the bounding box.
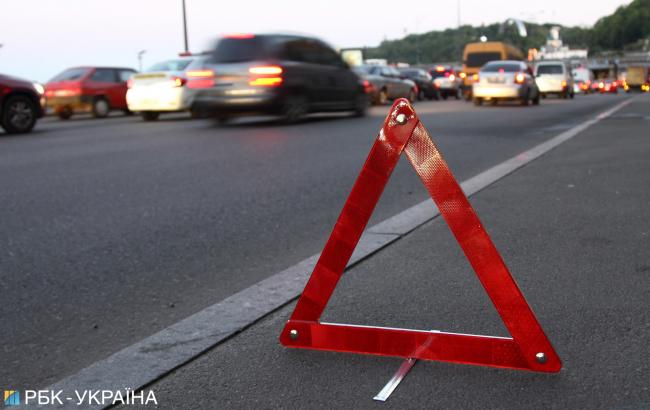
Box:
[190,34,368,123]
[353,65,417,105]
[45,66,136,119]
[0,74,45,134]
[398,67,438,100]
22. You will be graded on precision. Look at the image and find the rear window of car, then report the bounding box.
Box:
[481,63,521,73]
[212,37,271,63]
[49,67,89,82]
[466,52,502,68]
[147,59,193,72]
[430,69,452,78]
[536,64,564,75]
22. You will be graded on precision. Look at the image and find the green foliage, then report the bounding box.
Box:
[362,0,649,64]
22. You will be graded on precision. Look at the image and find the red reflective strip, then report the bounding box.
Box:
[280,99,562,373]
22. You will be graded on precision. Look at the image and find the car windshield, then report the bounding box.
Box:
[212,37,270,63]
[537,65,564,75]
[147,59,193,72]
[466,52,502,68]
[481,63,521,73]
[49,67,89,82]
[399,69,419,77]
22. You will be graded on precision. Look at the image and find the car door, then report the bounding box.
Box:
[282,39,328,108]
[115,69,136,108]
[86,68,121,108]
[313,41,358,107]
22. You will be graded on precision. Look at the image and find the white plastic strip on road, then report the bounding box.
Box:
[39,98,634,410]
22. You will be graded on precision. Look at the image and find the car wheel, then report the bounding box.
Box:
[418,89,425,101]
[123,109,133,116]
[455,88,462,99]
[378,89,388,105]
[532,92,540,105]
[407,89,417,103]
[353,93,369,117]
[140,111,160,121]
[1,95,37,134]
[441,93,448,100]
[521,90,530,106]
[473,97,482,106]
[281,94,308,124]
[92,97,110,118]
[541,93,547,99]
[57,107,73,120]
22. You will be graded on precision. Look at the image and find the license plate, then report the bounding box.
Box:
[487,77,505,84]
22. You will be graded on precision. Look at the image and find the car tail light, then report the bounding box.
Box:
[224,33,255,39]
[435,66,445,72]
[171,76,187,87]
[186,69,216,88]
[362,79,374,94]
[472,74,479,82]
[249,66,283,75]
[458,72,467,79]
[598,82,605,89]
[248,65,283,87]
[561,80,567,88]
[514,73,525,84]
[127,78,134,88]
[448,74,456,81]
[612,81,617,87]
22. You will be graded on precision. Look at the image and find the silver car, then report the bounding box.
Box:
[472,61,540,106]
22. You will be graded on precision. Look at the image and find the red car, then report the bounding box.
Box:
[595,79,619,94]
[45,66,136,119]
[0,73,45,134]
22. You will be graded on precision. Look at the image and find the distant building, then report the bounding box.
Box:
[535,27,588,61]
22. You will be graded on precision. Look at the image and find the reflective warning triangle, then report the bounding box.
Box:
[280,99,561,373]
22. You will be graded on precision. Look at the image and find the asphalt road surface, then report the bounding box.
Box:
[0,94,632,389]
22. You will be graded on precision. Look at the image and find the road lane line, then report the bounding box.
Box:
[39,97,635,410]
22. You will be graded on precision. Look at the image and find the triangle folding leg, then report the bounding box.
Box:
[280,99,561,373]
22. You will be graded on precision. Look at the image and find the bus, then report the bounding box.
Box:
[461,41,524,99]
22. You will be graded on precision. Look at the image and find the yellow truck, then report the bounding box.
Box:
[625,66,650,92]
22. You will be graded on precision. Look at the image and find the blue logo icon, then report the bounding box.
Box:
[4,390,20,406]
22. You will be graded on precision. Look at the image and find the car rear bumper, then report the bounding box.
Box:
[192,88,281,114]
[126,87,195,112]
[472,84,524,99]
[46,96,92,112]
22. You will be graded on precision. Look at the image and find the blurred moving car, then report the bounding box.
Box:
[45,66,136,119]
[598,79,619,94]
[430,66,462,99]
[572,67,594,94]
[126,56,207,121]
[354,65,417,105]
[397,68,438,100]
[191,34,369,123]
[0,74,45,134]
[534,61,574,99]
[472,61,540,106]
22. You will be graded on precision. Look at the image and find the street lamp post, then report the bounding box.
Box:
[138,50,147,72]
[182,0,189,53]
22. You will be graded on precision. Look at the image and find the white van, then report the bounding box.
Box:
[535,61,574,99]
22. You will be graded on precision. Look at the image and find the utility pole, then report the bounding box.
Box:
[138,50,147,72]
[182,0,189,53]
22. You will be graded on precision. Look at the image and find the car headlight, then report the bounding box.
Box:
[33,82,45,95]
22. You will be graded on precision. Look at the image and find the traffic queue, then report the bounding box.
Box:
[2,34,647,135]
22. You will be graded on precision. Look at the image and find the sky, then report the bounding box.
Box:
[1,0,630,83]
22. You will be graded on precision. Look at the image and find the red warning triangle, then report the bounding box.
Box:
[280,99,561,373]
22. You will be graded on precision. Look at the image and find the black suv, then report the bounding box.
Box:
[191,34,368,123]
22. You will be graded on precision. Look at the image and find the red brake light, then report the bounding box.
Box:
[362,79,374,94]
[186,69,215,89]
[127,78,134,88]
[514,73,525,84]
[449,74,456,81]
[172,76,187,87]
[248,65,284,87]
